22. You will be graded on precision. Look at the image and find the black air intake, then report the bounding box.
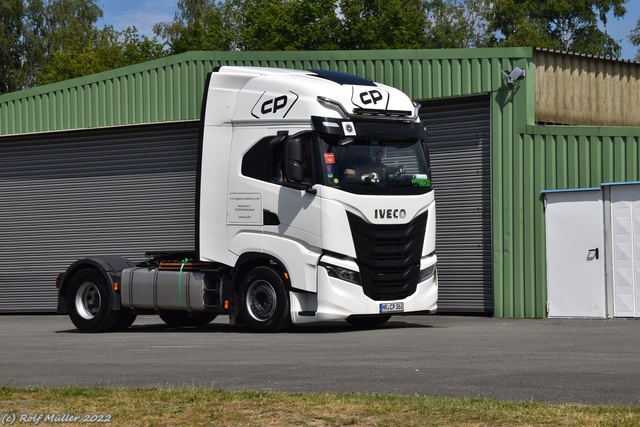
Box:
[347,211,427,300]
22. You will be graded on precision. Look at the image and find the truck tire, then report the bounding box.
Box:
[239,266,291,332]
[114,310,137,331]
[67,268,120,333]
[159,311,217,328]
[346,315,392,329]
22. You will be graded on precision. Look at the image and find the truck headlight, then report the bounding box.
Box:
[420,264,436,282]
[320,263,361,285]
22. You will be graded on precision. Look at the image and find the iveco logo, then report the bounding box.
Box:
[375,209,406,219]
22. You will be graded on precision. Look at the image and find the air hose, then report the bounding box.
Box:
[178,257,191,308]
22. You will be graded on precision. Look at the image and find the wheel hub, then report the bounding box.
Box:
[247,280,277,321]
[75,281,101,320]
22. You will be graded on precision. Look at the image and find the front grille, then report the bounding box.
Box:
[347,211,427,300]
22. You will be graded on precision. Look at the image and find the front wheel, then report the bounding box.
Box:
[67,268,119,332]
[239,266,291,333]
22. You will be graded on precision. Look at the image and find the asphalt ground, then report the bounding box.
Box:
[1,314,639,405]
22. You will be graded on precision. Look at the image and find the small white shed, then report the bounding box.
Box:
[544,183,640,318]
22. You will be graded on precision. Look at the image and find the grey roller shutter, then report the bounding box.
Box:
[420,95,492,313]
[0,122,200,312]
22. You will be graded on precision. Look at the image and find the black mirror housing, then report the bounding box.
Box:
[285,136,305,183]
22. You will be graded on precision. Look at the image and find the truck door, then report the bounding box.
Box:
[241,132,322,251]
[269,132,322,249]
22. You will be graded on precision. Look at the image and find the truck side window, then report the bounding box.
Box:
[241,136,286,183]
[241,137,270,182]
[272,143,285,182]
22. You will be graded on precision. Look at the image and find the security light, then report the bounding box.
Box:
[501,66,526,85]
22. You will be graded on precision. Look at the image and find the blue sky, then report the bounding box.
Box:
[97,0,176,40]
[605,5,638,60]
[98,0,640,61]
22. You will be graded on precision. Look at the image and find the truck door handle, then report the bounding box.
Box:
[588,248,599,260]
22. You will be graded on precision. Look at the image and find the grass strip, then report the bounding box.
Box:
[1,386,639,426]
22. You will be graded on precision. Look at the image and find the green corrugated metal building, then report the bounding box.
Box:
[1,48,639,317]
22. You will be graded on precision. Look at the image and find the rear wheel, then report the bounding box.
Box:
[67,268,119,332]
[239,266,291,332]
[346,315,392,329]
[159,311,217,328]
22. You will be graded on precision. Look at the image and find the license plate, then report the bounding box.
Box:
[379,302,404,313]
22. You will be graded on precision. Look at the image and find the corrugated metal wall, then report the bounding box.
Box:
[492,125,640,318]
[535,49,640,126]
[422,96,492,313]
[0,122,199,312]
[0,49,532,135]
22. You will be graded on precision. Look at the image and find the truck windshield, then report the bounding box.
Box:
[318,135,432,194]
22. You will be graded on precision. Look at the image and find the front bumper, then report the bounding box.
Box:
[290,253,438,323]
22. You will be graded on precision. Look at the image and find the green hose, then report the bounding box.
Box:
[178,258,191,308]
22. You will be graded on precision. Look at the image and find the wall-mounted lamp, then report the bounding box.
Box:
[501,66,526,85]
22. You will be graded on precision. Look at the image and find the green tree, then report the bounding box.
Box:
[39,0,166,83]
[489,0,627,57]
[0,0,26,93]
[120,27,166,65]
[45,0,102,52]
[425,0,492,48]
[152,0,491,53]
[34,0,105,83]
[22,0,49,86]
[154,0,232,53]
[234,0,340,51]
[338,0,428,49]
[38,26,165,85]
[629,18,640,61]
[0,0,166,93]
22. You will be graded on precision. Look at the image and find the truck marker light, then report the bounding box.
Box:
[113,281,119,292]
[321,121,340,128]
[283,272,289,280]
[224,300,229,310]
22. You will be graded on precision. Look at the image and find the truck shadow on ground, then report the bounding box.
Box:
[57,319,434,334]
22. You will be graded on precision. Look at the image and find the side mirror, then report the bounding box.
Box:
[338,137,354,146]
[269,130,289,146]
[285,136,305,183]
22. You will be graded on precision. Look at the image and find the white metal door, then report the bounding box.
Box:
[610,184,640,317]
[545,190,606,318]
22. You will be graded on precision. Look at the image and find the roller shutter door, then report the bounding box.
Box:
[0,122,199,312]
[420,95,492,313]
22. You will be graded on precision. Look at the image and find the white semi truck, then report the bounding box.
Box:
[56,66,437,332]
